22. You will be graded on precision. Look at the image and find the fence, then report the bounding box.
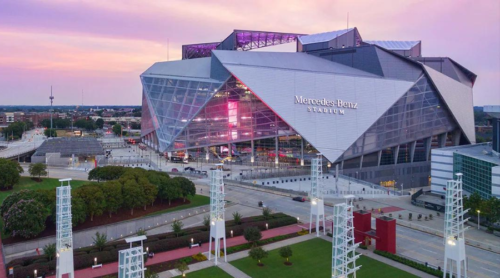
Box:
[3,205,210,262]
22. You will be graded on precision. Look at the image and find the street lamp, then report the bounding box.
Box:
[477,210,480,229]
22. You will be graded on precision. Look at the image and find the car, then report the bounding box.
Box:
[184,167,195,172]
[171,168,179,172]
[292,196,305,202]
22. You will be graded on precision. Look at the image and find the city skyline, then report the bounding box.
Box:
[0,0,499,106]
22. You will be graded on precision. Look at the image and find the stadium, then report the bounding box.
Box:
[140,28,476,188]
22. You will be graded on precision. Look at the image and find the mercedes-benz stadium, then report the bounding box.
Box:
[140,28,476,188]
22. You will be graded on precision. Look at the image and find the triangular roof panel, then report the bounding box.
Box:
[298,28,354,45]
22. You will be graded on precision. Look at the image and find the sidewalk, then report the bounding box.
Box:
[47,224,305,278]
[320,235,435,278]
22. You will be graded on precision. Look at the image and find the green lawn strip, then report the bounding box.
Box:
[172,266,233,278]
[0,177,90,238]
[230,238,419,278]
[145,195,210,217]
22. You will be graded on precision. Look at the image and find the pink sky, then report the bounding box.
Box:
[0,0,498,106]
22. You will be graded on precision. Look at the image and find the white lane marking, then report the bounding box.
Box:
[480,267,499,274]
[422,248,438,254]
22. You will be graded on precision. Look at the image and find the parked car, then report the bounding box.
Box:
[184,167,195,172]
[171,168,179,172]
[292,196,305,202]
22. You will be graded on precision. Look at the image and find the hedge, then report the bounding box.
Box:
[8,213,298,274]
[374,250,452,277]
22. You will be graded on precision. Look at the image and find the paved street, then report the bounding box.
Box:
[0,129,45,159]
[14,165,500,277]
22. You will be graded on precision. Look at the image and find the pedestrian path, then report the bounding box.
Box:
[0,236,7,278]
[47,224,304,278]
[218,263,251,278]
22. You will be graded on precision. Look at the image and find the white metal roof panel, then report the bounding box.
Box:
[365,40,420,50]
[212,50,377,78]
[223,64,414,163]
[142,57,214,80]
[298,28,354,45]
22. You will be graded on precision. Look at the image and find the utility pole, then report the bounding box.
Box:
[49,86,54,137]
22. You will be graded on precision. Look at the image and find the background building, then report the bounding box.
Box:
[141,28,476,188]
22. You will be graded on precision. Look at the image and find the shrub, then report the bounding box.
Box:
[172,219,184,237]
[43,243,56,261]
[175,261,189,276]
[262,207,272,219]
[210,249,225,257]
[298,229,309,236]
[192,253,207,262]
[92,232,107,251]
[233,212,242,225]
[374,250,447,277]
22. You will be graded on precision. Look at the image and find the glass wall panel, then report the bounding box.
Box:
[343,75,457,161]
[397,143,411,164]
[413,139,427,162]
[174,77,296,150]
[141,75,223,150]
[453,153,494,199]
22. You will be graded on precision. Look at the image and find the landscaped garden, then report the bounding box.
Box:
[0,164,210,242]
[230,238,419,278]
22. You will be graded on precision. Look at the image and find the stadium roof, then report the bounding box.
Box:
[364,40,420,50]
[34,137,104,157]
[298,28,354,45]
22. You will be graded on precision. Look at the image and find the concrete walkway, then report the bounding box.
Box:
[320,235,435,278]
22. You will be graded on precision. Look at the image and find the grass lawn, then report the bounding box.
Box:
[146,194,210,216]
[231,238,419,278]
[0,177,90,238]
[173,266,232,278]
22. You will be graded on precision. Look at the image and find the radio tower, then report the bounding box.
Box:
[443,173,469,278]
[208,164,227,265]
[309,153,325,236]
[49,86,54,137]
[56,178,75,278]
[332,195,361,278]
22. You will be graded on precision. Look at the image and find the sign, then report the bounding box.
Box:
[294,95,358,115]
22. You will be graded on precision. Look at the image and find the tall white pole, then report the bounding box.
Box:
[309,153,325,236]
[209,164,226,265]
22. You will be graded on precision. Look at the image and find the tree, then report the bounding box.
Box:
[173,177,196,202]
[142,182,158,210]
[74,184,106,221]
[249,247,268,266]
[3,121,27,140]
[1,189,44,217]
[244,226,262,246]
[262,207,272,220]
[88,166,126,182]
[3,199,48,238]
[71,196,87,226]
[175,261,189,276]
[122,180,145,215]
[464,192,482,214]
[29,163,48,180]
[0,158,23,190]
[279,246,293,264]
[232,212,242,225]
[158,177,181,205]
[172,219,184,237]
[112,124,122,136]
[102,181,123,217]
[43,243,56,261]
[92,232,107,251]
[44,128,57,137]
[95,118,104,129]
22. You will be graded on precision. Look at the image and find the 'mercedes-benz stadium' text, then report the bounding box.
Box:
[294,95,358,115]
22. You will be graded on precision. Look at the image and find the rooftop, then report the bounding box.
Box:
[34,137,104,157]
[439,143,500,165]
[298,28,353,45]
[364,40,420,50]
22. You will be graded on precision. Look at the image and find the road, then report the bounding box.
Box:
[0,129,45,159]
[15,166,500,277]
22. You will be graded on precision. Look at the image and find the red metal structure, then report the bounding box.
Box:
[353,210,396,254]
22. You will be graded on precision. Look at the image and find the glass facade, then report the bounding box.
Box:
[141,76,223,150]
[453,153,495,199]
[174,77,296,150]
[343,75,457,161]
